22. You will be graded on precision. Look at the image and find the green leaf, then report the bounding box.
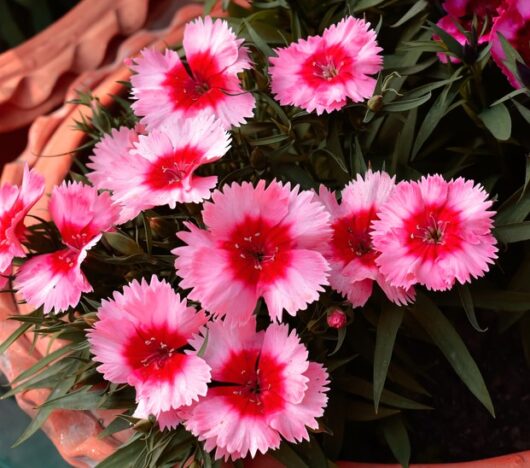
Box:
[471,289,530,311]
[430,21,463,58]
[103,232,144,256]
[513,100,530,125]
[353,0,386,12]
[346,400,401,421]
[383,92,432,112]
[328,326,347,356]
[270,443,309,467]
[382,416,411,468]
[244,19,274,57]
[203,0,217,14]
[479,102,512,141]
[495,222,530,243]
[96,434,145,468]
[489,88,529,106]
[410,294,495,416]
[0,322,32,355]
[457,284,487,332]
[391,0,427,28]
[374,303,404,412]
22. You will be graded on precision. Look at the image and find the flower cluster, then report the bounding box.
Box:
[435,0,530,87]
[0,10,502,464]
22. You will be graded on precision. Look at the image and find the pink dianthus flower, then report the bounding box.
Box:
[371,175,498,291]
[15,182,119,313]
[88,276,211,420]
[183,318,329,461]
[130,16,255,129]
[173,180,331,323]
[269,16,382,115]
[317,171,414,307]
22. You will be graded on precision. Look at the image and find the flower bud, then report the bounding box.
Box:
[367,94,383,113]
[327,308,347,329]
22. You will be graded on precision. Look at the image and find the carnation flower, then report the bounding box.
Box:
[371,175,498,291]
[87,276,211,419]
[269,16,382,115]
[491,0,530,88]
[173,180,331,323]
[15,182,119,313]
[317,171,414,307]
[0,164,44,272]
[88,114,230,222]
[442,0,505,18]
[183,319,329,461]
[327,308,347,329]
[130,16,255,129]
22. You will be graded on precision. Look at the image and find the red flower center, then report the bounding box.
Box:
[404,205,462,260]
[145,146,202,190]
[50,249,78,273]
[163,52,227,111]
[300,45,353,87]
[332,208,378,266]
[225,217,293,286]
[214,349,286,417]
[124,325,188,381]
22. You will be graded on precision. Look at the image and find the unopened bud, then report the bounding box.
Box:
[367,94,383,113]
[327,308,347,329]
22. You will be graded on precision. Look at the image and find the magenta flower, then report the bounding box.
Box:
[269,16,382,115]
[317,171,414,307]
[491,0,530,88]
[88,276,211,419]
[15,182,119,313]
[130,16,255,129]
[87,114,230,222]
[183,318,329,461]
[173,180,331,323]
[0,164,44,272]
[371,175,498,292]
[327,308,347,329]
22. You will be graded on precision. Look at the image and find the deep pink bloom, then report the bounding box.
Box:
[371,175,498,291]
[15,182,119,313]
[327,308,347,329]
[173,180,331,323]
[491,0,530,88]
[89,114,230,222]
[88,276,211,419]
[184,319,329,461]
[442,0,505,18]
[131,16,255,129]
[317,171,414,307]
[269,16,382,115]
[0,165,44,272]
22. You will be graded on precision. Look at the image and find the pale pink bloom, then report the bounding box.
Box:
[327,308,347,329]
[0,165,44,272]
[88,276,211,419]
[371,175,498,291]
[173,180,331,323]
[90,114,230,222]
[87,126,139,191]
[15,182,119,313]
[184,319,329,461]
[269,16,382,115]
[131,16,255,129]
[491,0,530,88]
[317,171,414,307]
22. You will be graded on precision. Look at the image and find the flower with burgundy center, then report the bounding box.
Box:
[173,180,331,323]
[130,16,255,129]
[269,16,383,115]
[183,319,329,461]
[88,276,211,418]
[371,175,498,291]
[15,182,119,313]
[0,165,44,272]
[92,113,230,223]
[491,0,530,88]
[317,171,415,307]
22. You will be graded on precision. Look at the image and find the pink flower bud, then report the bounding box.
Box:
[327,309,347,329]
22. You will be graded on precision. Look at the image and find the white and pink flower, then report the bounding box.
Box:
[173,180,331,323]
[318,171,415,307]
[88,276,211,419]
[183,318,329,461]
[130,16,255,129]
[0,164,44,272]
[371,175,498,291]
[269,16,382,115]
[88,114,230,222]
[15,182,119,313]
